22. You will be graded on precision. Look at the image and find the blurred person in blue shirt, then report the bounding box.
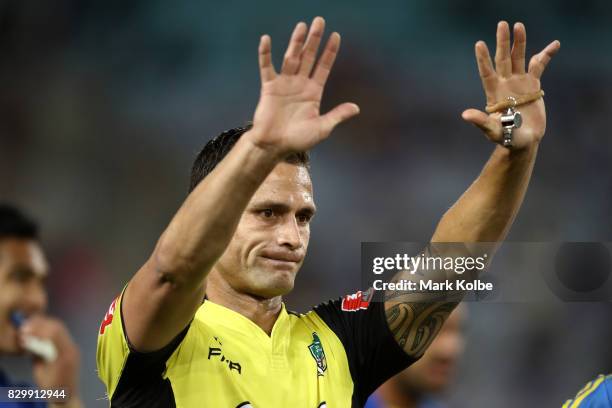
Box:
[366,306,466,408]
[0,204,82,408]
[562,375,612,407]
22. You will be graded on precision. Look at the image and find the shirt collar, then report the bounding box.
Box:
[197,299,291,345]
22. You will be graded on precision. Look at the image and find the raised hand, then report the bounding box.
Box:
[247,17,360,157]
[462,21,560,149]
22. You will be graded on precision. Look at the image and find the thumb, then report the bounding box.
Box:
[461,108,501,142]
[319,102,360,136]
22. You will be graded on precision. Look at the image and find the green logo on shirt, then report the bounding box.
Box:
[308,332,327,376]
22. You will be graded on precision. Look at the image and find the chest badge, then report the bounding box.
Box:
[308,332,328,376]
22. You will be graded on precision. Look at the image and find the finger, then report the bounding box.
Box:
[281,22,308,75]
[475,41,497,103]
[21,316,56,339]
[511,22,527,74]
[20,316,70,345]
[528,40,561,79]
[298,16,325,77]
[19,316,60,361]
[319,102,360,136]
[20,333,58,363]
[494,21,512,78]
[258,35,276,83]
[461,108,501,141]
[312,32,341,87]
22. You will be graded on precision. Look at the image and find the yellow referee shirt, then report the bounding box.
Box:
[96,288,414,407]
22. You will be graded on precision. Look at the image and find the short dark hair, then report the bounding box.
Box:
[189,123,310,193]
[0,204,39,241]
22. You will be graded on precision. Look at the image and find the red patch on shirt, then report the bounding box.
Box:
[99,296,118,335]
[341,289,373,312]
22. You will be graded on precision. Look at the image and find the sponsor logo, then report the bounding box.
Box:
[308,332,328,376]
[208,336,242,374]
[99,296,118,335]
[340,288,373,312]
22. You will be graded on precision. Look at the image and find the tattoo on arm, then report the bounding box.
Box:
[383,243,485,358]
[385,300,459,358]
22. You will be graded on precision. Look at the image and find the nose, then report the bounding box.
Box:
[276,216,303,250]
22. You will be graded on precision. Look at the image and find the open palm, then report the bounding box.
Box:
[249,17,359,156]
[462,22,560,149]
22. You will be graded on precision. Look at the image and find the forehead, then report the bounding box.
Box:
[0,239,48,277]
[251,163,313,204]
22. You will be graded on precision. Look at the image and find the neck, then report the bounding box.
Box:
[376,377,420,408]
[205,270,282,335]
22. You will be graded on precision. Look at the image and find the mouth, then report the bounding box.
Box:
[260,256,300,265]
[0,314,22,353]
[259,249,303,263]
[259,253,303,271]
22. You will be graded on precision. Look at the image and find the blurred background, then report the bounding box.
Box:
[1,0,611,406]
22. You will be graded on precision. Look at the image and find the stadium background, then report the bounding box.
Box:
[1,0,611,406]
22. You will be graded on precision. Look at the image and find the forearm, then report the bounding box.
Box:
[124,131,281,350]
[386,20,558,360]
[122,18,359,351]
[153,131,279,284]
[386,144,539,357]
[432,143,538,243]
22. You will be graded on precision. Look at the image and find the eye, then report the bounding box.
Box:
[9,268,35,284]
[261,209,274,218]
[297,214,312,225]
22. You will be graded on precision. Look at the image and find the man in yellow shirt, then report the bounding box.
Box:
[97,17,559,407]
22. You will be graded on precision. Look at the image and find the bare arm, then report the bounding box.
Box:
[123,17,359,351]
[432,143,537,243]
[385,21,560,357]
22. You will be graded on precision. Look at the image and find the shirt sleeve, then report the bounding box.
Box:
[313,288,417,406]
[96,288,190,407]
[562,375,612,407]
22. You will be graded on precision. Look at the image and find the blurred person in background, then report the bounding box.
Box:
[0,204,82,408]
[562,374,612,407]
[365,306,467,408]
